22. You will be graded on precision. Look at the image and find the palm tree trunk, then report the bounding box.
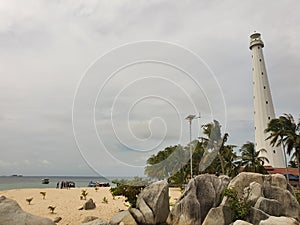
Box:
[297,152,300,186]
[282,142,289,183]
[218,154,225,175]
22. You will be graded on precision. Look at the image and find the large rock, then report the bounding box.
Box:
[232,221,253,225]
[136,180,169,224]
[0,196,56,225]
[244,182,263,206]
[109,210,137,225]
[227,173,288,198]
[202,205,232,225]
[128,207,146,224]
[225,172,300,223]
[167,174,230,225]
[254,197,280,216]
[83,198,96,210]
[262,185,300,220]
[245,207,269,225]
[259,216,300,225]
[81,219,108,225]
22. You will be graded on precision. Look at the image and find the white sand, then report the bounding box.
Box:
[0,187,181,225]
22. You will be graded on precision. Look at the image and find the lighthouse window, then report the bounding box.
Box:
[258,46,260,49]
[264,86,266,89]
[252,55,253,58]
[255,126,256,130]
[273,150,276,154]
[261,72,264,75]
[259,59,262,62]
[266,101,268,104]
[252,68,254,71]
[268,116,271,120]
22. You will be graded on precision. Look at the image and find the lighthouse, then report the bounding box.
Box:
[249,32,285,168]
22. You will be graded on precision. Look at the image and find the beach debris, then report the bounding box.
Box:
[95,187,99,192]
[102,197,108,204]
[83,198,96,210]
[53,216,62,223]
[40,191,46,199]
[48,206,56,214]
[26,197,33,205]
[0,196,55,225]
[81,190,88,200]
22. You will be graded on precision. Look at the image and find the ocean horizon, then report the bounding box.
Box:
[0,175,134,190]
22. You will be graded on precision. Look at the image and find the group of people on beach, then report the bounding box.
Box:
[56,181,75,189]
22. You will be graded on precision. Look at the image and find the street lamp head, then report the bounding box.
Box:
[185,115,196,121]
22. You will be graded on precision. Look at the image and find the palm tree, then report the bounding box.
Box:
[240,141,269,173]
[265,114,300,183]
[201,120,228,175]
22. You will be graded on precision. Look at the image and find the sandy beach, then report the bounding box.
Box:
[0,187,181,225]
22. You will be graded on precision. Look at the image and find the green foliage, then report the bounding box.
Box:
[40,192,46,199]
[81,190,88,200]
[26,197,33,205]
[48,206,56,214]
[102,196,108,204]
[224,188,251,221]
[145,120,241,188]
[240,141,269,174]
[110,177,149,208]
[266,114,300,185]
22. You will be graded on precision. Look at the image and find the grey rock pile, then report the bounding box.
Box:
[0,196,56,225]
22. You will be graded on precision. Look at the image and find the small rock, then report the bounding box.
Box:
[83,199,96,210]
[259,216,300,225]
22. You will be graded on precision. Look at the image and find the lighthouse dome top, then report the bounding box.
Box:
[249,32,264,50]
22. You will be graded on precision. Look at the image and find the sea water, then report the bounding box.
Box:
[0,176,129,190]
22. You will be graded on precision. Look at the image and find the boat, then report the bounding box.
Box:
[88,181,96,187]
[42,178,50,184]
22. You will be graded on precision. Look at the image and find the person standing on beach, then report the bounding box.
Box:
[56,182,59,188]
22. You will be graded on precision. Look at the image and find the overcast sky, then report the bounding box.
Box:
[0,1,299,177]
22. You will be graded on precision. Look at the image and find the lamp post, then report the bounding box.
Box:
[185,114,200,179]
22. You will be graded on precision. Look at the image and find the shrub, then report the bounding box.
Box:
[40,192,46,199]
[81,190,88,200]
[224,188,251,221]
[26,197,33,205]
[102,197,108,204]
[110,177,150,208]
[48,206,56,214]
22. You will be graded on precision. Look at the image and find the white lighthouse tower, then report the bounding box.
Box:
[249,32,285,168]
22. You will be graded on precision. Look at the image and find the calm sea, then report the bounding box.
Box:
[0,176,128,190]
